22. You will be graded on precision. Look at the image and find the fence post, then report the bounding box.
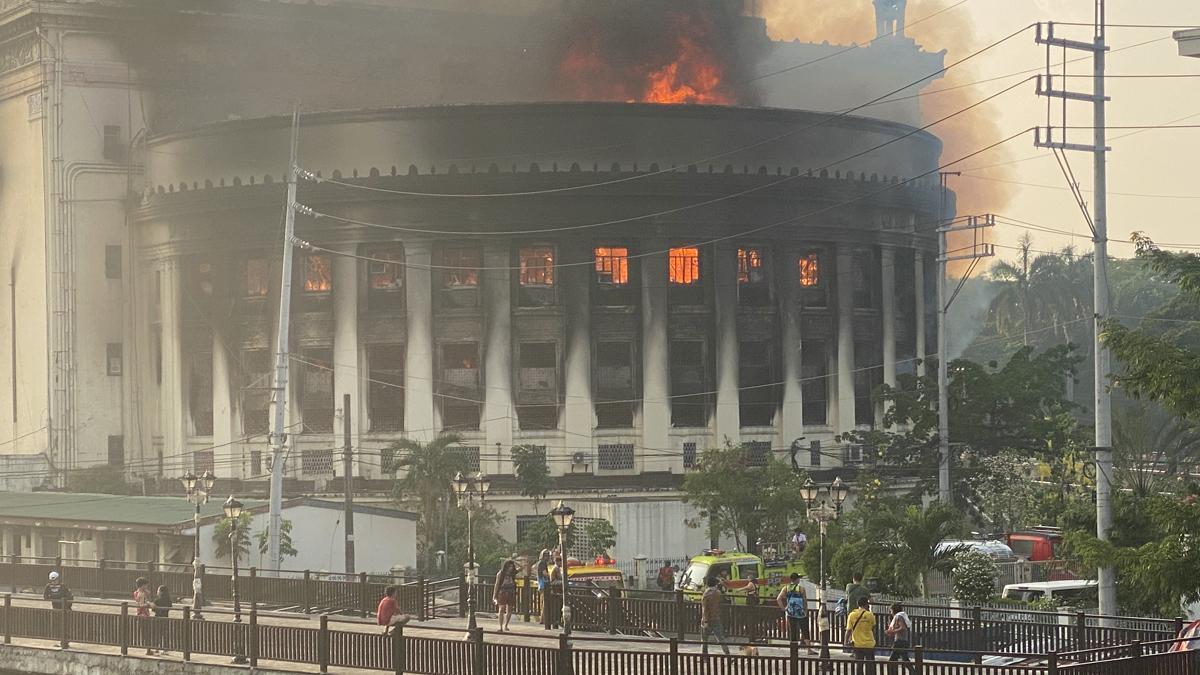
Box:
[557,633,572,675]
[98,559,108,597]
[471,626,484,675]
[789,641,800,675]
[182,607,192,661]
[318,614,330,674]
[606,588,620,635]
[248,609,259,668]
[2,593,9,645]
[669,637,680,675]
[58,606,68,650]
[972,606,983,664]
[392,625,406,675]
[249,567,258,612]
[459,573,467,618]
[1048,650,1058,675]
[119,601,128,655]
[1175,616,1185,640]
[1130,640,1142,659]
[359,572,369,617]
[674,590,686,641]
[914,645,924,675]
[522,568,532,623]
[418,576,428,622]
[304,570,313,614]
[1074,611,1087,650]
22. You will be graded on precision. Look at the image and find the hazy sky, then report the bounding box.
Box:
[760,0,1200,267]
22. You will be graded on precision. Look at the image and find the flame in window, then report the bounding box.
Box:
[369,249,404,291]
[442,247,480,288]
[519,247,555,286]
[244,258,270,297]
[594,246,629,286]
[799,253,821,288]
[669,247,700,285]
[304,254,332,293]
[737,248,764,284]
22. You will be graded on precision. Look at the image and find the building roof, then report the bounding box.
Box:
[0,491,268,529]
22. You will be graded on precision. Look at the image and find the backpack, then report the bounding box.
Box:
[785,583,807,619]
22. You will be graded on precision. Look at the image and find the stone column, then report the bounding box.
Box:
[332,248,363,475]
[835,245,856,438]
[640,239,671,473]
[211,260,239,478]
[562,242,594,461]
[712,244,741,445]
[881,246,898,389]
[404,241,437,442]
[778,250,804,451]
[123,535,138,564]
[915,251,927,379]
[482,244,514,472]
[160,258,186,466]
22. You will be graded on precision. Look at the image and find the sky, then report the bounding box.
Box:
[757,0,1200,267]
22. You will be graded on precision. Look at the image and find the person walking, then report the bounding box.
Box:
[43,571,73,649]
[776,573,817,655]
[656,561,675,591]
[535,549,552,630]
[744,577,761,644]
[152,585,174,656]
[700,577,730,657]
[847,596,877,675]
[493,559,518,632]
[133,577,154,656]
[886,602,914,674]
[846,573,869,610]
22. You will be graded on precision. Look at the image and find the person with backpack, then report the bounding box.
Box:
[43,571,74,649]
[886,601,914,674]
[846,595,877,674]
[846,573,869,610]
[775,573,817,655]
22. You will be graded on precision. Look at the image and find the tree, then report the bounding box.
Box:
[511,444,551,515]
[388,433,467,570]
[443,505,511,573]
[1113,398,1200,497]
[255,518,298,561]
[681,441,810,551]
[954,550,999,605]
[213,512,252,562]
[517,515,618,559]
[874,503,967,598]
[583,519,618,557]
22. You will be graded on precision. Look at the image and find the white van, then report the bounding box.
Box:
[1001,580,1098,605]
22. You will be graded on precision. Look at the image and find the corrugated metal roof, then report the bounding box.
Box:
[0,492,268,527]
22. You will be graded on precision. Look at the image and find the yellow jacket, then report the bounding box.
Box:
[846,607,877,649]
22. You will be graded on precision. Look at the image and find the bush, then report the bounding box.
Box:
[953,550,999,605]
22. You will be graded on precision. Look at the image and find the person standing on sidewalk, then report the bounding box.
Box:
[152,585,174,656]
[776,572,817,655]
[886,602,914,674]
[43,571,73,649]
[700,577,731,657]
[847,596,877,675]
[535,549,552,629]
[133,577,154,656]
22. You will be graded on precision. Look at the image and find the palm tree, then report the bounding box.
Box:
[874,503,967,598]
[213,512,252,562]
[388,433,467,570]
[1114,399,1200,497]
[986,234,1034,344]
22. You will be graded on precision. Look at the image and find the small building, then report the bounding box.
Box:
[0,492,416,575]
[1176,28,1200,58]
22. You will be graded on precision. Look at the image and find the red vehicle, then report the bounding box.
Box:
[1006,527,1063,562]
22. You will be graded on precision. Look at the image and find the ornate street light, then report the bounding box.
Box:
[550,500,575,636]
[223,495,247,665]
[801,476,850,667]
[180,470,217,590]
[452,471,490,632]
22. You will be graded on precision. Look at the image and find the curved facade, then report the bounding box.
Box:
[133,103,944,481]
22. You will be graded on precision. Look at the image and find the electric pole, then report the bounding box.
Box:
[343,393,356,575]
[267,106,301,573]
[1035,0,1115,616]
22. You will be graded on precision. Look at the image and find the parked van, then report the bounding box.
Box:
[1006,527,1063,562]
[1001,580,1098,606]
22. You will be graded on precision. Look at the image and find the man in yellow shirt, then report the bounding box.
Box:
[846,595,877,674]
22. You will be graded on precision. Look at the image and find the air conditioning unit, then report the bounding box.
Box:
[570,451,591,473]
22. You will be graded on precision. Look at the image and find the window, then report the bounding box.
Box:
[518,247,555,306]
[190,351,213,436]
[853,249,876,309]
[366,247,404,311]
[683,441,698,469]
[442,401,481,431]
[441,246,480,308]
[739,341,777,427]
[449,446,482,473]
[809,440,822,467]
[105,245,122,279]
[738,248,770,305]
[671,340,707,427]
[241,350,272,435]
[518,405,558,430]
[519,343,557,392]
[107,435,124,467]
[251,450,263,477]
[594,247,629,286]
[379,447,396,474]
[193,449,214,474]
[854,340,881,427]
[595,341,634,426]
[301,348,334,432]
[598,443,635,471]
[244,258,270,297]
[190,261,213,298]
[368,345,404,432]
[746,441,771,467]
[152,328,162,385]
[441,343,480,390]
[303,254,332,293]
[106,343,123,376]
[669,247,700,285]
[799,253,821,287]
[595,402,634,428]
[102,125,124,162]
[799,251,828,309]
[302,447,334,476]
[801,340,828,426]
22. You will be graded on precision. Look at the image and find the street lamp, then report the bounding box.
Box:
[801,476,850,667]
[550,500,575,636]
[451,471,490,632]
[180,470,216,585]
[223,495,247,665]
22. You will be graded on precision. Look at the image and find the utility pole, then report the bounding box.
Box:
[267,106,301,573]
[936,204,995,505]
[343,393,355,575]
[1035,0,1115,616]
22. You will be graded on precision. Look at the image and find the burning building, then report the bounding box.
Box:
[0,0,948,555]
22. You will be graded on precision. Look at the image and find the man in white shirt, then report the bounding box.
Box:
[791,528,808,556]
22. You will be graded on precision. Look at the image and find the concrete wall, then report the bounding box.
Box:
[0,642,277,675]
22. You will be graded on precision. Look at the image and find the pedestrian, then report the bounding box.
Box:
[791,527,808,556]
[744,577,761,644]
[846,573,869,610]
[191,577,207,621]
[43,571,73,649]
[700,576,730,657]
[776,572,817,655]
[656,561,675,591]
[547,553,565,630]
[133,577,154,656]
[152,585,173,656]
[847,595,877,675]
[535,549,552,630]
[886,602,914,674]
[493,559,518,632]
[376,585,410,635]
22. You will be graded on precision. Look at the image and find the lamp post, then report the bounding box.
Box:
[180,470,216,583]
[550,500,575,636]
[450,471,490,632]
[800,476,849,667]
[223,496,247,665]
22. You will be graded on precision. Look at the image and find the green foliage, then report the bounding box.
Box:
[964,451,1041,532]
[388,433,468,571]
[1113,398,1200,496]
[444,505,511,573]
[681,440,810,551]
[254,518,297,560]
[953,550,999,605]
[517,515,618,559]
[511,445,551,513]
[583,519,618,556]
[213,513,252,562]
[65,466,134,495]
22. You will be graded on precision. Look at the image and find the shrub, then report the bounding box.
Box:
[953,550,999,605]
